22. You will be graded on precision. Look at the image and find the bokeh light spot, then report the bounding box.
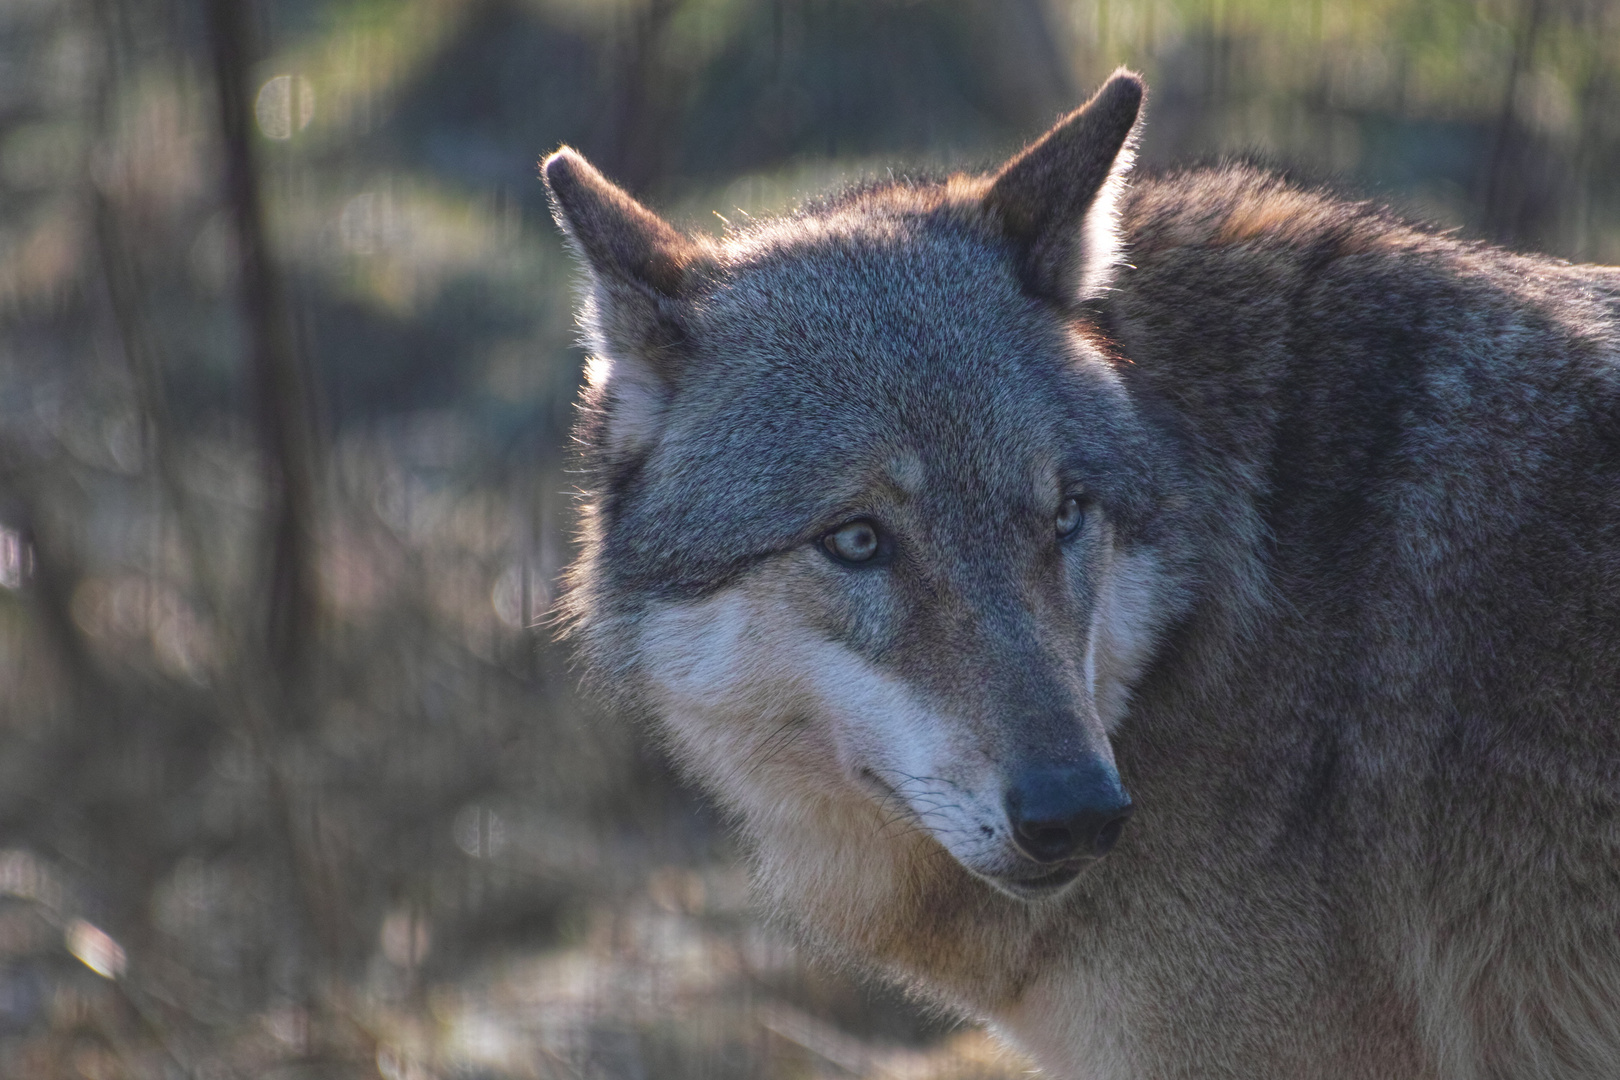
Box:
[0,527,30,589]
[453,804,506,858]
[255,74,315,140]
[65,920,126,979]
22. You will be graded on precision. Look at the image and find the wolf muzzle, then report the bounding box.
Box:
[1004,759,1134,864]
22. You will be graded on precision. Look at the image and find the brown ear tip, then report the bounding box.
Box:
[1099,69,1146,108]
[541,147,588,192]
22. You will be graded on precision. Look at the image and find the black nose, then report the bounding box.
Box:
[1004,761,1134,864]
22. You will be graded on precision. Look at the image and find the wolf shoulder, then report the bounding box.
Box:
[1103,165,1620,723]
[1114,164,1620,361]
[1107,165,1620,493]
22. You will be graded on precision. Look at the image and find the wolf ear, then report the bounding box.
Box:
[983,69,1144,306]
[544,148,707,458]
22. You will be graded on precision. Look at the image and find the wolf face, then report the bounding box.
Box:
[547,72,1188,902]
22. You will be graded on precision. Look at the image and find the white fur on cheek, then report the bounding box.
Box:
[636,589,927,928]
[636,588,1013,878]
[636,590,851,816]
[1086,543,1166,731]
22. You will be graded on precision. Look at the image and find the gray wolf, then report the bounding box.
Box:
[543,70,1620,1079]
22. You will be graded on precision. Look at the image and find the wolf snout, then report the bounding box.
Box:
[1004,762,1135,864]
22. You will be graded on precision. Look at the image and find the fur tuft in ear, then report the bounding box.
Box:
[543,148,709,462]
[983,69,1144,307]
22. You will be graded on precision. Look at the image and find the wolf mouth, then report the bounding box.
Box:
[856,767,1094,900]
[990,861,1089,900]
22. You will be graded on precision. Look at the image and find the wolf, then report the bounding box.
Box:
[543,69,1620,1079]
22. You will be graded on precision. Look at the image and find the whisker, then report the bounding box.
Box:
[740,715,807,784]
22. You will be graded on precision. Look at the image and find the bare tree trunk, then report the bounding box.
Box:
[202,0,321,683]
[605,0,685,193]
[201,0,354,997]
[1479,0,1546,245]
[962,0,1076,127]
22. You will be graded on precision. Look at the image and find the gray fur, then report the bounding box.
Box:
[546,70,1620,1079]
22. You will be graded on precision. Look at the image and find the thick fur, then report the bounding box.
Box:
[546,70,1620,1080]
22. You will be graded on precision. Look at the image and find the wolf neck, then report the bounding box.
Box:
[743,787,1065,1009]
[1104,167,1442,514]
[1096,170,1462,650]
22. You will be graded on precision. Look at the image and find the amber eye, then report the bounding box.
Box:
[1055,495,1086,540]
[823,520,881,565]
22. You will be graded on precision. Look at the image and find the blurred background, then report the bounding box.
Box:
[0,0,1617,1076]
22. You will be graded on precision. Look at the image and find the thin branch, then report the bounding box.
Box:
[202,0,322,684]
[1479,0,1546,245]
[200,0,357,994]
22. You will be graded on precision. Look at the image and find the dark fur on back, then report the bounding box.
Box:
[1097,163,1620,1077]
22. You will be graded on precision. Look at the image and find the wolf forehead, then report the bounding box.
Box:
[581,194,1159,595]
[678,198,1114,441]
[700,188,1039,354]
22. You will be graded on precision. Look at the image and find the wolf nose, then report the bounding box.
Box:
[1004,763,1135,864]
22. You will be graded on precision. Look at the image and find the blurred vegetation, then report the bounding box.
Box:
[0,0,1615,1077]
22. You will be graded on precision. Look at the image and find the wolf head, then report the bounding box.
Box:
[547,72,1187,904]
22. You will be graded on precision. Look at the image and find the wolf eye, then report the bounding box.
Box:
[1055,495,1086,540]
[823,520,881,565]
